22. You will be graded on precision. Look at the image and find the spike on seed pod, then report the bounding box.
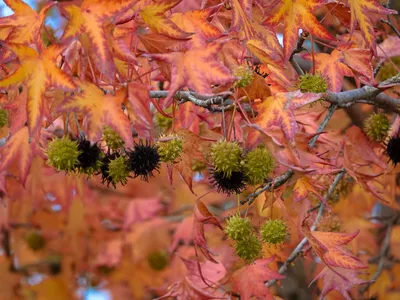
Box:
[157,135,184,163]
[386,134,400,166]
[364,113,390,142]
[209,168,246,195]
[47,137,81,171]
[260,219,288,245]
[210,140,243,178]
[298,73,328,93]
[234,65,254,88]
[224,214,253,241]
[127,140,161,181]
[243,147,275,185]
[102,126,124,151]
[234,234,262,262]
[0,109,8,128]
[76,137,103,175]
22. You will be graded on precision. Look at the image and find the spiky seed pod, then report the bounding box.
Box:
[100,153,124,188]
[97,265,115,275]
[102,126,125,150]
[363,113,390,142]
[127,140,161,181]
[76,138,103,175]
[234,234,262,262]
[107,156,130,187]
[157,135,184,163]
[147,250,169,271]
[243,147,275,185]
[386,135,400,166]
[210,140,243,178]
[47,137,81,171]
[234,65,254,88]
[25,231,46,251]
[0,109,8,128]
[298,73,328,93]
[210,169,246,195]
[260,219,288,245]
[329,176,354,204]
[224,214,253,241]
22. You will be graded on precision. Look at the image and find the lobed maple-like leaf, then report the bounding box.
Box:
[0,126,40,185]
[302,219,368,270]
[311,266,369,300]
[148,40,236,108]
[57,79,133,147]
[253,91,321,141]
[263,0,334,61]
[139,0,192,39]
[0,42,76,137]
[0,0,54,46]
[293,176,329,207]
[346,0,397,47]
[231,257,285,300]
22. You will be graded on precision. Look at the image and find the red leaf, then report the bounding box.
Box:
[123,198,164,230]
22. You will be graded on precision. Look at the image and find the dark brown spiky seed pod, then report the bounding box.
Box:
[209,168,246,195]
[386,135,400,166]
[127,140,161,181]
[76,137,103,175]
[363,113,390,142]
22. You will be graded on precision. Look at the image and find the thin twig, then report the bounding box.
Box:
[381,17,400,39]
[309,104,338,147]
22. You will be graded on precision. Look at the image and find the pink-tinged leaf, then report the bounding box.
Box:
[341,48,373,84]
[148,40,236,108]
[253,91,321,141]
[293,176,329,207]
[0,126,39,185]
[127,82,153,139]
[311,267,369,300]
[95,238,123,267]
[377,35,400,58]
[4,87,27,134]
[231,257,285,300]
[169,215,194,253]
[193,200,223,263]
[123,198,164,230]
[302,220,368,270]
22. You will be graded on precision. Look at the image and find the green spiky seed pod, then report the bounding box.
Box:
[235,234,262,262]
[103,126,125,150]
[154,108,173,131]
[298,73,328,93]
[210,140,243,178]
[243,147,275,185]
[224,214,253,241]
[0,109,8,128]
[363,113,390,142]
[260,219,288,245]
[147,250,169,271]
[376,56,400,82]
[47,137,81,171]
[25,231,46,251]
[157,135,184,163]
[191,159,207,172]
[329,176,354,204]
[234,65,254,88]
[107,156,130,186]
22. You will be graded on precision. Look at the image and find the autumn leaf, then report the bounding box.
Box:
[0,0,54,46]
[253,91,321,141]
[139,0,192,39]
[231,257,285,300]
[57,79,133,147]
[0,126,41,185]
[263,0,333,61]
[302,219,368,270]
[123,198,164,230]
[346,0,397,47]
[0,42,76,137]
[293,176,329,207]
[311,266,369,300]
[148,40,236,108]
[60,0,135,79]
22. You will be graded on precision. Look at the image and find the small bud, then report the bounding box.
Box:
[234,65,254,88]
[260,219,288,245]
[147,250,169,271]
[224,214,253,241]
[364,113,390,142]
[235,234,262,262]
[102,126,124,150]
[298,73,328,93]
[157,135,184,163]
[0,109,8,128]
[47,137,81,171]
[25,231,46,251]
[244,147,275,185]
[210,140,242,178]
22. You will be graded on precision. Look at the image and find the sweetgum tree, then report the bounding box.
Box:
[0,0,399,299]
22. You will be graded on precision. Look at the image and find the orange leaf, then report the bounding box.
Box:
[253,91,321,141]
[0,0,54,46]
[139,0,192,39]
[148,40,236,108]
[0,42,76,137]
[57,79,133,147]
[293,176,328,207]
[263,0,333,61]
[347,0,396,47]
[302,220,367,270]
[0,126,40,185]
